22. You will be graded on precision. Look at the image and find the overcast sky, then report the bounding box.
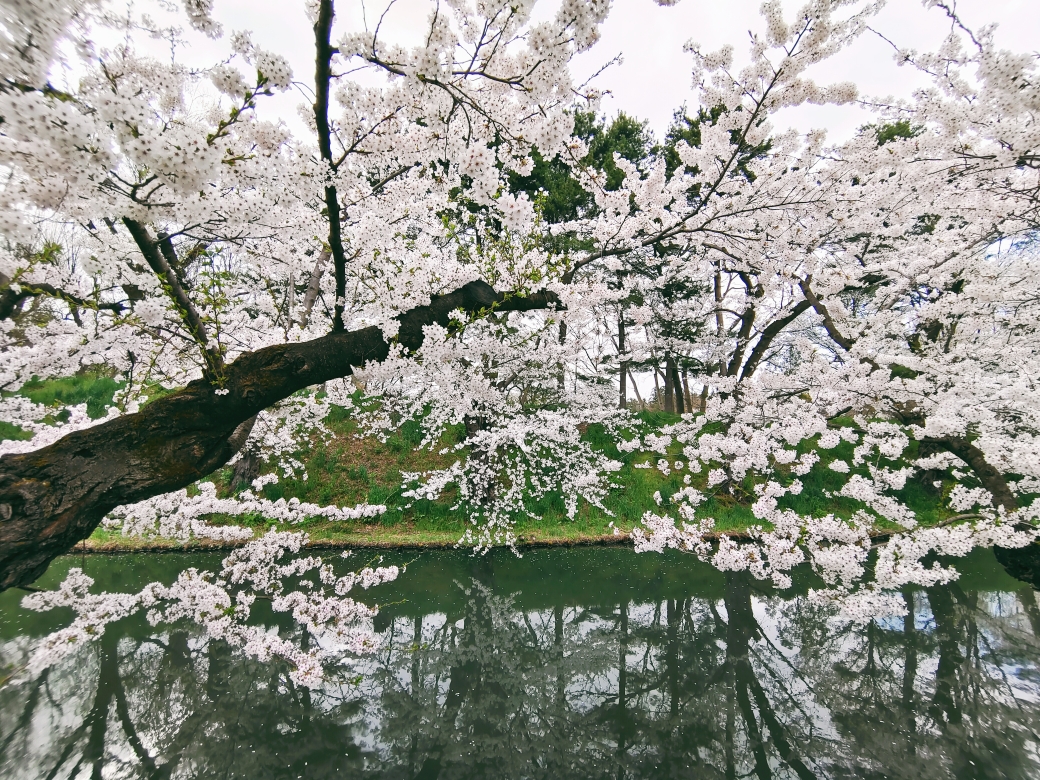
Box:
[569,0,1040,139]
[181,0,1040,143]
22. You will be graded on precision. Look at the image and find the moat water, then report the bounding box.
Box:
[1,546,1039,779]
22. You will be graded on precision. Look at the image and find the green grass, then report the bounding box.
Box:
[98,403,969,552]
[20,372,123,419]
[4,377,980,551]
[0,420,32,442]
[1,371,124,440]
[1,372,185,442]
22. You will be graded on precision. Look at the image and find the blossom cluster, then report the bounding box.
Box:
[102,480,386,542]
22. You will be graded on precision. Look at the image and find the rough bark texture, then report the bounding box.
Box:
[0,281,557,591]
[230,450,261,492]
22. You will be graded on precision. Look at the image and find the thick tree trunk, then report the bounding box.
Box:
[0,281,557,591]
[230,450,262,492]
[669,358,685,416]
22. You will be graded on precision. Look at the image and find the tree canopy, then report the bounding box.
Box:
[1,0,1039,683]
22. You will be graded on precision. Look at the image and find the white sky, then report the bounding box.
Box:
[572,0,1040,139]
[184,0,1040,143]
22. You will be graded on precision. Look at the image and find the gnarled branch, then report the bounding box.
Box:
[0,280,558,591]
[123,218,224,378]
[0,282,125,322]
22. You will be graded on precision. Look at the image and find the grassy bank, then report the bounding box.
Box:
[86,411,962,552]
[79,525,634,553]
[3,374,977,553]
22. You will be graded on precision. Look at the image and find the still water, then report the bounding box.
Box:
[1,546,1039,779]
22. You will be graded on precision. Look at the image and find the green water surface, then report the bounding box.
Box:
[1,546,1038,779]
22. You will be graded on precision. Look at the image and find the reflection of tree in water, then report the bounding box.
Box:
[2,570,1040,779]
[791,585,1040,780]
[0,614,375,779]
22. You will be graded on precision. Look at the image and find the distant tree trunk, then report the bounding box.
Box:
[285,270,294,325]
[669,357,685,415]
[665,355,673,416]
[230,450,261,491]
[682,368,692,413]
[652,363,662,410]
[557,320,567,389]
[714,267,727,381]
[627,369,645,411]
[618,314,627,409]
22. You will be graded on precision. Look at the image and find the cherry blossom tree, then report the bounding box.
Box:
[1,0,1039,684]
[591,0,1040,613]
[0,0,605,589]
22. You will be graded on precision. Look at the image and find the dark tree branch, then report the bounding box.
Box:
[123,218,224,379]
[924,436,1018,512]
[797,283,1017,514]
[739,300,811,381]
[0,282,125,321]
[725,304,757,378]
[0,280,559,591]
[156,232,185,282]
[798,277,855,351]
[312,0,350,331]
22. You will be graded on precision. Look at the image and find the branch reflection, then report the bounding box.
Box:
[2,548,1038,779]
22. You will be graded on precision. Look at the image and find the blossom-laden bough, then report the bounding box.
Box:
[1,0,1038,682]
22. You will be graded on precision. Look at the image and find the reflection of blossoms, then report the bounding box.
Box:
[20,569,140,677]
[22,530,399,687]
[14,555,1037,779]
[634,471,1039,620]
